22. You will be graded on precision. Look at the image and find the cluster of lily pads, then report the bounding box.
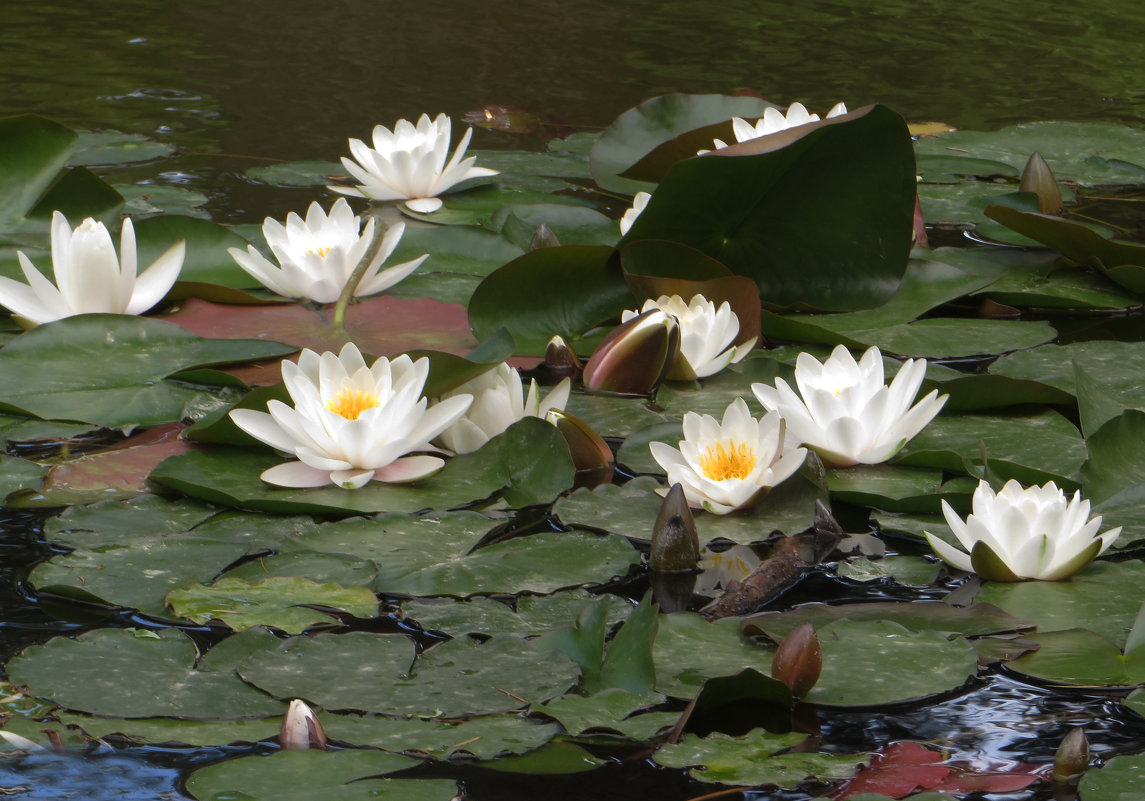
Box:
[4,92,1145,799]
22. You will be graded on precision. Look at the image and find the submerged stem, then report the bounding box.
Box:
[332,219,387,328]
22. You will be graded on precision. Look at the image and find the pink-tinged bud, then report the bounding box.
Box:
[1020,151,1063,214]
[1053,727,1089,783]
[545,408,615,486]
[582,309,679,397]
[650,483,700,571]
[280,699,328,750]
[771,622,822,698]
[541,334,581,383]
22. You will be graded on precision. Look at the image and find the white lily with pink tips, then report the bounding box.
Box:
[229,343,472,489]
[330,113,498,213]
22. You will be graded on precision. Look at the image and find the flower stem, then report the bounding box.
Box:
[332,219,386,328]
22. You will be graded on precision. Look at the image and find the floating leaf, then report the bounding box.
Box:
[166,576,379,633]
[653,729,860,786]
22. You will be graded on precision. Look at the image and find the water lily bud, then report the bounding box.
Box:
[280,699,327,750]
[1020,151,1063,214]
[542,335,581,383]
[651,570,698,613]
[1053,727,1089,783]
[529,224,561,251]
[771,622,822,698]
[583,309,680,397]
[545,408,615,485]
[650,484,700,571]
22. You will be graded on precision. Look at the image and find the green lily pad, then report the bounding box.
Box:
[496,204,619,249]
[55,712,280,747]
[827,465,976,514]
[539,688,668,738]
[31,535,253,618]
[166,576,379,633]
[0,453,46,500]
[238,632,579,717]
[564,392,668,439]
[468,244,634,355]
[898,409,1086,488]
[390,224,524,277]
[914,121,1145,186]
[185,749,453,801]
[222,549,378,587]
[653,729,860,786]
[246,160,344,186]
[835,556,943,586]
[402,591,631,638]
[975,560,1145,646]
[743,601,1032,642]
[0,114,123,234]
[323,712,560,760]
[69,130,176,166]
[1079,751,1145,800]
[0,315,293,428]
[1082,410,1145,504]
[7,627,285,719]
[469,149,592,180]
[623,106,915,312]
[652,613,771,699]
[804,619,979,707]
[476,740,605,774]
[116,184,210,218]
[590,93,768,195]
[1004,627,1145,687]
[151,416,575,515]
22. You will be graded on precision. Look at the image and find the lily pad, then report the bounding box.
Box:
[975,559,1145,646]
[184,750,453,801]
[653,729,860,786]
[7,627,285,719]
[803,619,979,707]
[55,713,280,747]
[743,601,1032,642]
[320,712,561,759]
[1003,627,1145,687]
[0,315,293,428]
[165,576,379,633]
[590,93,768,195]
[238,632,580,717]
[827,465,976,515]
[652,613,771,699]
[0,454,46,501]
[539,688,668,738]
[150,416,576,515]
[402,591,631,638]
[1079,752,1145,800]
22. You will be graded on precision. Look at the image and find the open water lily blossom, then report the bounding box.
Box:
[707,101,848,151]
[229,343,472,489]
[228,199,426,304]
[330,113,498,213]
[0,211,184,325]
[925,480,1120,581]
[436,363,571,454]
[622,294,755,380]
[649,398,807,515]
[752,345,947,467]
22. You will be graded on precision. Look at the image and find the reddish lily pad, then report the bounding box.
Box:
[163,295,478,357]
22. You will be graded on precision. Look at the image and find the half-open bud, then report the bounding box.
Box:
[545,408,614,486]
[280,699,328,750]
[583,309,679,397]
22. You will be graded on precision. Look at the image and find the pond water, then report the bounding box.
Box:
[5,2,1145,800]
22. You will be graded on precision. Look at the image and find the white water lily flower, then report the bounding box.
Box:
[752,345,947,467]
[704,101,848,152]
[619,191,651,235]
[436,363,572,454]
[330,113,498,213]
[228,199,425,304]
[622,294,755,380]
[649,398,807,515]
[925,480,1120,581]
[229,343,472,489]
[0,211,184,324]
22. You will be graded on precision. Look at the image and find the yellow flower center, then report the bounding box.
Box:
[307,246,333,258]
[698,441,757,481]
[326,388,380,420]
